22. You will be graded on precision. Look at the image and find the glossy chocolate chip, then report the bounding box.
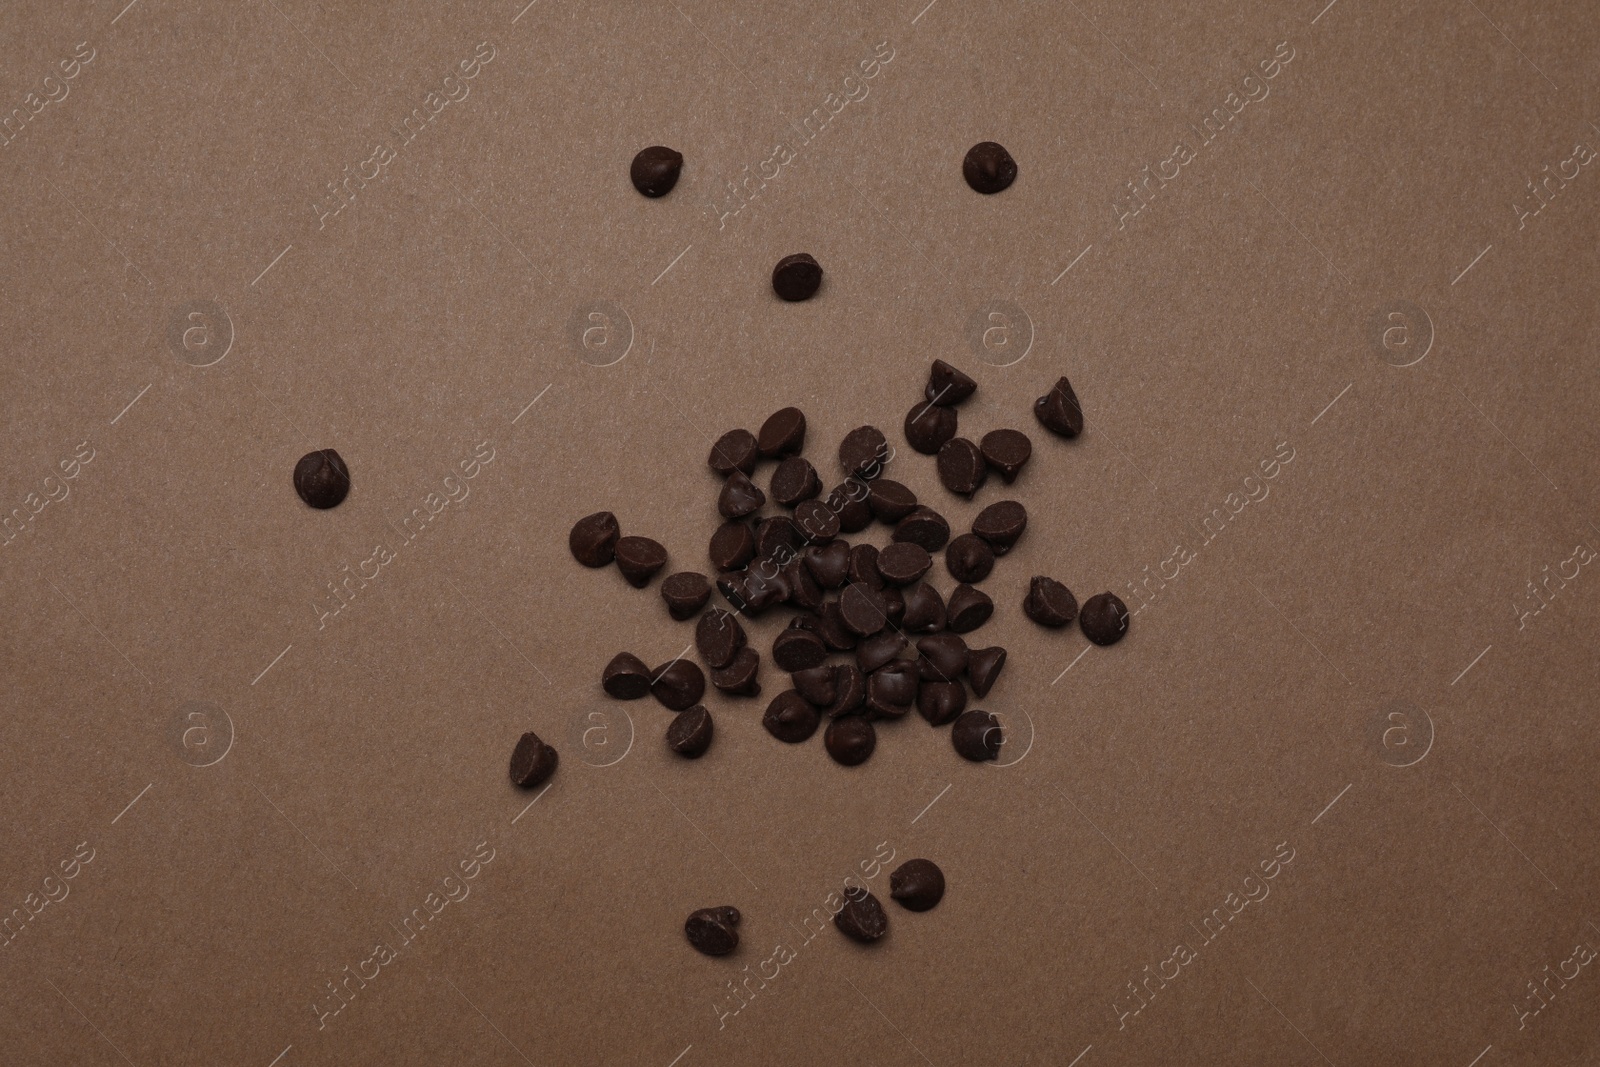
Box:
[966,646,1007,698]
[963,141,1017,194]
[856,630,907,674]
[772,253,823,302]
[917,680,966,726]
[827,480,875,532]
[661,571,711,620]
[926,359,977,406]
[901,582,947,633]
[695,609,747,670]
[817,601,860,652]
[946,584,994,633]
[894,506,951,552]
[763,690,820,743]
[1080,592,1130,646]
[838,425,889,479]
[1023,576,1077,628]
[867,661,919,717]
[630,145,683,197]
[877,542,933,586]
[972,500,1027,555]
[804,540,852,589]
[980,429,1032,483]
[904,399,958,455]
[710,646,761,697]
[916,633,968,683]
[825,664,867,718]
[849,544,884,588]
[770,456,822,507]
[569,511,620,567]
[508,731,559,788]
[889,859,945,911]
[792,665,838,706]
[1034,376,1084,438]
[868,479,919,523]
[708,428,759,475]
[944,534,995,584]
[772,627,829,672]
[952,710,1003,761]
[294,449,350,509]
[937,437,988,497]
[709,520,757,571]
[839,584,889,636]
[666,705,714,758]
[602,652,652,699]
[834,885,888,941]
[757,406,807,458]
[825,716,876,765]
[652,659,707,711]
[685,906,740,956]
[615,535,668,588]
[718,471,765,519]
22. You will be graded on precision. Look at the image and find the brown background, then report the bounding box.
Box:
[2,0,1598,1064]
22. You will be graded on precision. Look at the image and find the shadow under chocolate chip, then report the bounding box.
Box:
[293,449,350,509]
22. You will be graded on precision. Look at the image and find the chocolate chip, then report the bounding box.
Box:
[1034,376,1084,438]
[718,471,765,519]
[902,582,947,633]
[966,646,1007,697]
[602,652,653,699]
[937,437,988,497]
[916,633,968,683]
[711,646,761,697]
[941,534,992,586]
[855,631,905,674]
[804,540,851,588]
[652,658,707,711]
[946,584,994,633]
[849,544,884,588]
[904,399,958,455]
[772,253,823,302]
[793,498,841,542]
[615,535,668,588]
[294,449,350,509]
[709,520,757,571]
[755,516,804,559]
[684,906,740,956]
[772,627,828,672]
[630,145,683,197]
[723,568,784,615]
[826,664,867,718]
[867,661,919,717]
[881,586,905,625]
[666,705,714,758]
[757,406,807,458]
[952,710,1002,761]
[1023,576,1077,628]
[782,558,824,612]
[839,583,889,636]
[979,428,1032,483]
[792,665,838,706]
[708,428,759,475]
[894,506,950,552]
[696,609,747,670]
[834,885,888,941]
[827,481,874,533]
[763,690,820,743]
[917,681,966,725]
[877,542,932,586]
[569,511,620,567]
[660,572,711,620]
[817,600,860,652]
[962,141,1017,194]
[926,359,977,406]
[508,731,558,788]
[839,425,889,479]
[889,859,945,911]
[867,480,918,524]
[1080,592,1130,646]
[770,456,821,507]
[971,500,1027,555]
[825,716,876,766]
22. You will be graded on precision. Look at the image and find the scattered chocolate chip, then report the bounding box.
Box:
[294,449,351,509]
[902,582,947,633]
[666,705,714,758]
[889,859,946,911]
[834,885,888,941]
[757,406,807,458]
[772,627,828,672]
[708,428,759,475]
[755,516,805,559]
[877,542,933,586]
[695,609,747,670]
[926,359,977,406]
[792,665,838,706]
[917,680,966,725]
[718,470,766,519]
[937,437,988,497]
[827,481,875,532]
[944,533,995,584]
[946,584,994,633]
[916,633,968,683]
[867,661,919,717]
[710,646,761,697]
[569,511,620,567]
[904,399,958,455]
[652,658,707,711]
[709,520,757,571]
[966,646,1007,698]
[1080,592,1130,646]
[825,664,868,718]
[817,600,860,652]
[849,544,884,588]
[1023,576,1077,628]
[602,652,653,699]
[963,141,1017,194]
[630,145,683,197]
[1034,376,1084,438]
[894,506,951,552]
[979,428,1032,483]
[684,906,740,956]
[763,690,820,743]
[825,715,876,765]
[856,630,907,674]
[770,456,822,507]
[793,498,841,542]
[508,731,559,788]
[660,571,711,620]
[952,709,1003,761]
[839,583,889,637]
[615,535,668,588]
[772,253,823,302]
[839,425,889,478]
[804,540,851,589]
[971,500,1027,555]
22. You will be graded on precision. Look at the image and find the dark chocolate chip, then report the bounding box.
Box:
[708,428,759,475]
[979,428,1032,483]
[952,710,1003,761]
[839,583,889,637]
[867,661,919,717]
[904,399,958,455]
[825,664,867,718]
[966,646,1007,697]
[889,859,945,911]
[661,571,711,620]
[666,705,714,758]
[508,731,559,788]
[804,540,852,589]
[709,520,757,572]
[946,584,994,633]
[894,506,950,552]
[962,141,1017,194]
[755,516,804,559]
[881,585,905,625]
[763,690,820,743]
[944,533,995,584]
[710,646,761,697]
[1079,592,1130,646]
[569,511,620,567]
[781,558,824,612]
[793,498,841,542]
[652,658,707,711]
[849,544,884,589]
[718,471,765,519]
[817,600,860,652]
[877,542,932,586]
[772,627,829,672]
[856,630,907,674]
[1034,376,1084,438]
[294,449,350,509]
[792,665,838,706]
[726,567,785,615]
[937,437,988,497]
[917,681,966,725]
[902,582,947,633]
[916,633,968,683]
[827,481,874,533]
[834,885,888,941]
[630,145,683,197]
[772,253,823,302]
[825,715,876,765]
[867,479,919,523]
[926,359,977,406]
[839,425,889,479]
[1023,576,1077,628]
[757,406,807,458]
[971,500,1027,555]
[684,906,740,956]
[770,456,821,507]
[602,652,653,699]
[615,535,668,588]
[695,609,747,670]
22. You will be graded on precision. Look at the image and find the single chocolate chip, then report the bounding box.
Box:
[569,511,620,567]
[877,542,933,586]
[902,582,947,633]
[937,437,988,497]
[889,859,945,911]
[966,646,1007,697]
[709,521,757,571]
[793,498,841,542]
[772,627,829,672]
[972,500,1027,555]
[772,253,823,301]
[864,481,915,525]
[926,359,977,406]
[979,428,1032,483]
[946,584,994,633]
[615,536,669,588]
[827,481,874,532]
[849,544,884,589]
[825,716,876,765]
[1080,592,1130,646]
[755,516,805,559]
[817,600,860,652]
[1023,576,1077,628]
[770,456,822,507]
[710,646,761,697]
[963,141,1017,194]
[916,633,968,683]
[508,731,558,788]
[660,571,711,620]
[695,609,747,669]
[839,426,889,479]
[894,506,951,552]
[792,665,838,706]
[952,710,1003,761]
[763,690,820,743]
[666,705,714,758]
[904,399,958,455]
[856,630,907,674]
[294,449,350,509]
[917,681,966,725]
[1034,376,1084,438]
[782,558,824,612]
[826,664,868,718]
[839,583,889,636]
[834,885,888,941]
[718,471,765,519]
[652,658,707,711]
[804,540,852,589]
[602,652,653,699]
[944,533,995,584]
[630,145,683,197]
[684,906,740,956]
[757,406,807,458]
[867,661,919,717]
[708,428,759,475]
